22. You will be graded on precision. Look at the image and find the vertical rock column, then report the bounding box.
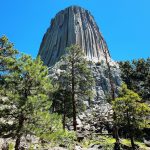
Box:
[38,6,111,66]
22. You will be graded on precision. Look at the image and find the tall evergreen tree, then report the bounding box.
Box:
[119,58,150,101]
[0,54,62,150]
[102,41,120,148]
[119,61,133,89]
[52,45,95,131]
[51,87,72,130]
[0,36,18,85]
[113,84,150,149]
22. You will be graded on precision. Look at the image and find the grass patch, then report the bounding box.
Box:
[9,142,14,150]
[121,139,148,150]
[80,135,149,150]
[136,141,148,149]
[103,136,116,144]
[121,139,131,147]
[80,135,115,149]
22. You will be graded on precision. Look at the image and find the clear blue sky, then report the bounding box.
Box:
[0,0,150,61]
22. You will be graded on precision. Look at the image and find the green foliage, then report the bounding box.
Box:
[31,110,76,146]
[0,55,54,138]
[29,145,34,150]
[0,37,74,148]
[113,84,150,148]
[113,84,150,129]
[62,44,95,97]
[121,139,148,150]
[51,45,95,130]
[8,142,14,150]
[52,45,95,113]
[52,89,73,117]
[0,36,18,72]
[48,130,76,148]
[80,135,115,150]
[0,36,18,94]
[119,58,150,101]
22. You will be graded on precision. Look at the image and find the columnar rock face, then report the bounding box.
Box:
[38,6,111,66]
[38,5,121,104]
[38,6,122,134]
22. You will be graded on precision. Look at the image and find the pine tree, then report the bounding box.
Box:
[132,58,150,100]
[0,36,18,86]
[113,84,150,149]
[119,61,133,89]
[0,54,63,149]
[119,58,150,101]
[102,40,120,148]
[52,88,72,130]
[52,45,95,131]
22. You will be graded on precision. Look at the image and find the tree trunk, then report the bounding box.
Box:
[63,113,66,130]
[127,109,135,149]
[102,42,120,144]
[52,100,55,112]
[113,112,120,143]
[72,93,76,131]
[130,134,135,150]
[15,114,24,150]
[71,56,76,131]
[88,97,91,107]
[62,95,66,130]
[72,75,76,131]
[15,135,21,150]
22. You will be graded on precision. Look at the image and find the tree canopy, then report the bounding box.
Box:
[51,45,95,131]
[0,36,75,150]
[113,84,150,149]
[119,58,150,101]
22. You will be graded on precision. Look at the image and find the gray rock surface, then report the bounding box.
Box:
[39,5,122,137]
[38,6,111,66]
[49,61,121,136]
[49,62,121,106]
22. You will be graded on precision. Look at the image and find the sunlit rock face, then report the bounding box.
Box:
[38,6,122,130]
[38,6,111,66]
[38,5,122,108]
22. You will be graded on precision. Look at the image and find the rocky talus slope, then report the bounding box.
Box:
[49,61,121,136]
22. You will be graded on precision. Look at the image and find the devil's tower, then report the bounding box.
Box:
[38,6,121,131]
[38,5,121,104]
[38,6,111,66]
